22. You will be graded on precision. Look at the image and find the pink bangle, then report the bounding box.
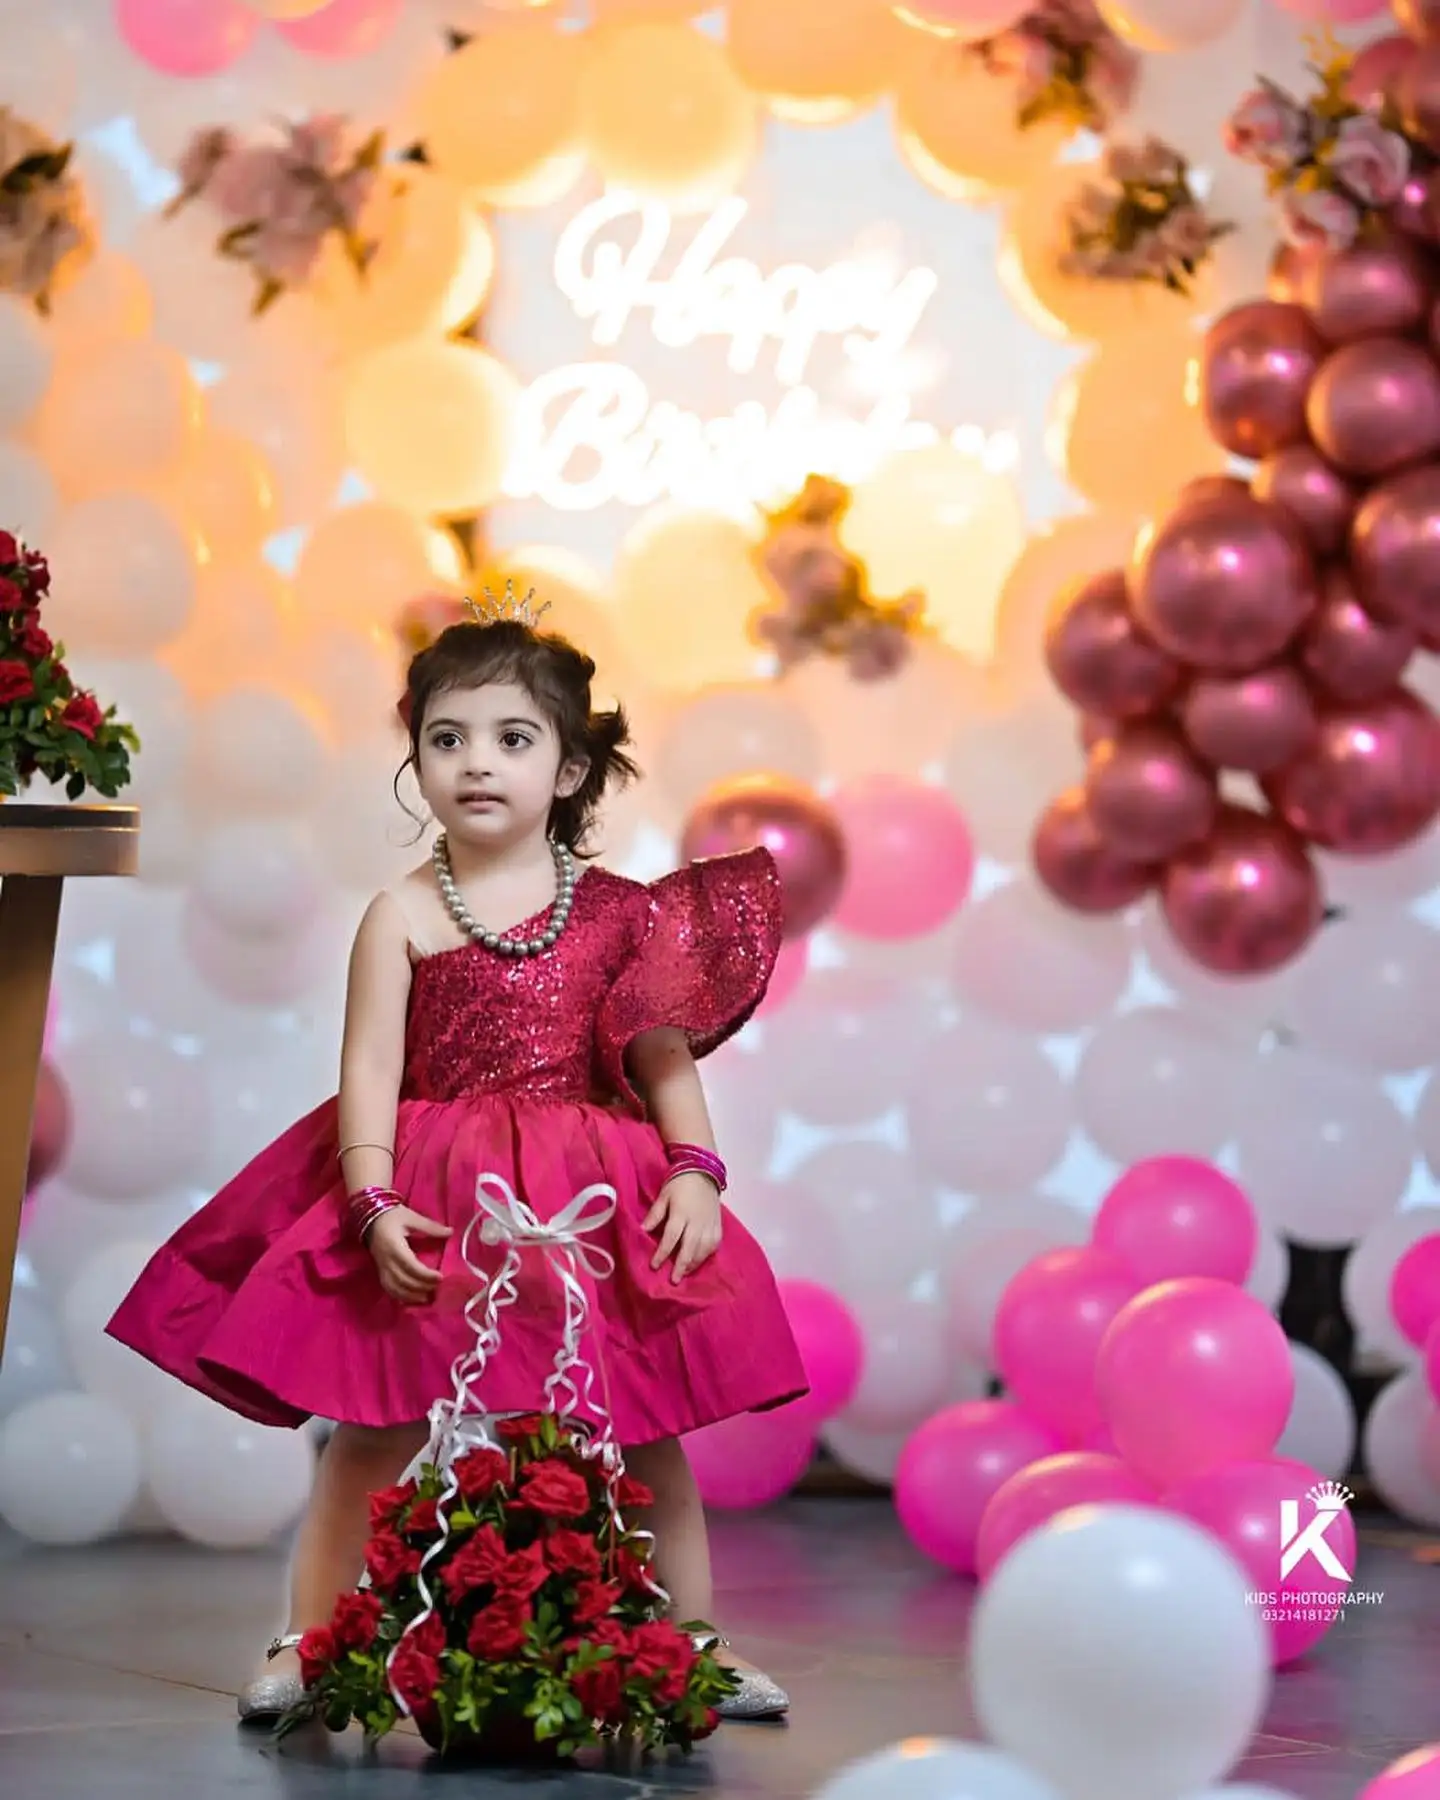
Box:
[666,1142,727,1193]
[348,1185,402,1241]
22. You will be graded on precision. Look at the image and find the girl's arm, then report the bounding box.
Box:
[628,1026,723,1283]
[337,894,413,1195]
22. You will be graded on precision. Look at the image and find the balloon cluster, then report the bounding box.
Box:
[1035,234,1440,976]
[895,1155,1359,1669]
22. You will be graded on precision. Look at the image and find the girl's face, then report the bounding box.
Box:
[415,681,583,849]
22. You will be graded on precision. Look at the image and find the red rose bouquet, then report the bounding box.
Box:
[279,1412,736,1758]
[0,531,137,799]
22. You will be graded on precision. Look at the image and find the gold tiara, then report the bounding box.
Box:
[463,578,552,629]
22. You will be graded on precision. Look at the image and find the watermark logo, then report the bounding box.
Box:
[1279,1479,1355,1583]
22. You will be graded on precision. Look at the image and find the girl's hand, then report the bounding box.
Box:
[367,1206,452,1305]
[644,1172,722,1284]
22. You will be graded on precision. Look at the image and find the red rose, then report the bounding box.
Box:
[60,693,104,740]
[614,1546,653,1594]
[467,1599,530,1660]
[14,617,49,660]
[545,1528,601,1579]
[454,1446,509,1503]
[572,1658,625,1724]
[411,1610,447,1657]
[626,1620,695,1693]
[615,1473,654,1513]
[0,577,22,613]
[368,1481,418,1532]
[365,1529,421,1593]
[692,1706,720,1741]
[388,1636,442,1716]
[441,1520,507,1602]
[403,1496,439,1536]
[0,659,33,704]
[23,551,48,593]
[330,1590,384,1653]
[515,1460,591,1521]
[296,1625,338,1687]
[495,1413,546,1444]
[572,1578,623,1625]
[0,531,18,564]
[495,1539,550,1602]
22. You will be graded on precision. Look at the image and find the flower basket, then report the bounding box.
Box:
[277,1177,737,1759]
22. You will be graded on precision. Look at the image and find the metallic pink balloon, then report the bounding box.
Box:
[680,773,846,938]
[1079,713,1116,752]
[1032,786,1156,914]
[1397,41,1440,153]
[1132,493,1317,673]
[1300,564,1418,702]
[1395,0,1440,42]
[1200,302,1328,459]
[1045,568,1183,720]
[1251,445,1356,557]
[1180,665,1318,775]
[1351,462,1440,639]
[1263,687,1440,854]
[1179,475,1252,507]
[1160,806,1324,977]
[1085,721,1218,862]
[1393,167,1440,245]
[1306,337,1440,477]
[1297,230,1430,344]
[1267,244,1320,305]
[1346,32,1420,106]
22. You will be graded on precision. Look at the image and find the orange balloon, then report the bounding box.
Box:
[415,25,584,192]
[727,0,910,122]
[894,33,1065,191]
[581,21,761,206]
[246,1,334,16]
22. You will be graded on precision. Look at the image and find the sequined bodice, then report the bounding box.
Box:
[401,867,642,1109]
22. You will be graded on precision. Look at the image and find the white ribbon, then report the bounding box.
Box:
[384,1171,669,1719]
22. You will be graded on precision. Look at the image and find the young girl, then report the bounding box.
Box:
[106,593,808,1727]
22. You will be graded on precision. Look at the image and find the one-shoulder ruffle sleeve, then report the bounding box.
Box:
[596,847,783,1111]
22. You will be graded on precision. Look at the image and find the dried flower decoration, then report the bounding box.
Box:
[966,0,1140,136]
[751,475,926,684]
[0,110,93,313]
[1224,35,1413,253]
[167,114,385,314]
[1060,137,1234,294]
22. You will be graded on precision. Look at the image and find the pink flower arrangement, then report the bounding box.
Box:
[751,476,925,684]
[167,114,385,312]
[968,0,1140,135]
[0,109,93,312]
[1224,44,1413,253]
[1060,136,1233,293]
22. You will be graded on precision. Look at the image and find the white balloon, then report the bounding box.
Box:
[66,656,191,804]
[950,877,1132,1034]
[655,683,822,811]
[60,1031,211,1201]
[20,1188,193,1304]
[789,1140,943,1299]
[1274,1343,1356,1482]
[1097,0,1242,52]
[37,337,202,492]
[841,1293,982,1435]
[1245,1224,1290,1315]
[1183,1788,1302,1800]
[762,970,944,1127]
[60,1240,179,1426]
[0,1285,72,1420]
[1363,1370,1440,1529]
[945,1213,1089,1367]
[817,1738,1064,1800]
[1074,1007,1241,1166]
[1283,912,1440,1073]
[1133,903,1300,1043]
[146,1391,314,1549]
[910,1017,1075,1191]
[47,250,153,351]
[190,819,327,941]
[0,1391,142,1544]
[725,1177,858,1295]
[1231,1051,1413,1248]
[1341,1206,1440,1368]
[822,1418,910,1485]
[1419,1071,1440,1181]
[971,1505,1271,1800]
[0,293,54,432]
[941,690,1081,867]
[0,440,60,543]
[46,492,200,656]
[189,686,329,817]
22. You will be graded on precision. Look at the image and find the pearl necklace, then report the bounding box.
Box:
[431,834,576,957]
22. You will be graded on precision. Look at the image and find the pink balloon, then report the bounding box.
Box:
[778,1278,864,1423]
[895,0,1026,30]
[1398,40,1440,152]
[684,1408,816,1510]
[1263,687,1440,854]
[115,0,258,74]
[1085,721,1218,862]
[756,935,807,1016]
[275,0,402,55]
[1268,243,1320,304]
[1083,1422,1119,1455]
[1396,0,1440,43]
[1131,493,1317,674]
[894,1399,1062,1575]
[1358,1747,1440,1800]
[1298,228,1430,343]
[1044,568,1182,720]
[1300,565,1418,703]
[1160,804,1323,976]
[830,776,974,941]
[1180,664,1317,775]
[1346,33,1420,108]
[1272,0,1386,17]
[680,774,846,939]
[1094,1157,1258,1287]
[1167,1455,1356,1664]
[1031,785,1156,914]
[25,1061,71,1194]
[993,1247,1141,1441]
[1392,1235,1440,1348]
[1352,464,1440,641]
[1307,338,1440,477]
[1251,446,1356,557]
[1096,1277,1295,1488]
[1200,302,1327,459]
[975,1451,1158,1583]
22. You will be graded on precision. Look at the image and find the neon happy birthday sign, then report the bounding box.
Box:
[502,193,1006,513]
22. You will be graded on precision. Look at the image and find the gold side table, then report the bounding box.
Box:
[0,804,139,1357]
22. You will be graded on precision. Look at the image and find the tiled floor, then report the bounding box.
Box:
[0,1499,1435,1799]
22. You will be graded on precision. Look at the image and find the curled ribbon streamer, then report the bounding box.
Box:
[384,1172,669,1720]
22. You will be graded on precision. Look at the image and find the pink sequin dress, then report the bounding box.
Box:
[106,848,808,1443]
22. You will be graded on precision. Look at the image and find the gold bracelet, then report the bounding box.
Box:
[338,1142,395,1162]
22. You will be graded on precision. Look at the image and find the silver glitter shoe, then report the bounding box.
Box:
[693,1632,789,1721]
[237,1633,307,1725]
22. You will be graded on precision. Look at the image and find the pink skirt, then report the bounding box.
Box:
[106,1094,808,1445]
